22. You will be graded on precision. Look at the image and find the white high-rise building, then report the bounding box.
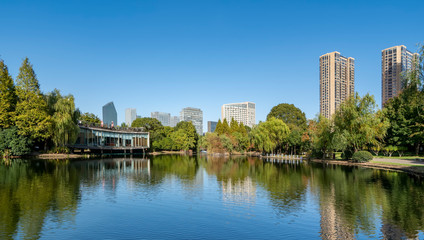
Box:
[125,108,137,127]
[151,112,171,126]
[180,107,203,135]
[221,102,255,127]
[382,45,419,106]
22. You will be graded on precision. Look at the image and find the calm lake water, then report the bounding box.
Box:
[1,155,424,239]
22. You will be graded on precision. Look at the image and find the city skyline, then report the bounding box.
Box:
[1,1,424,129]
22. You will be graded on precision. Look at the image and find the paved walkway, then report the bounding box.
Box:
[372,157,424,166]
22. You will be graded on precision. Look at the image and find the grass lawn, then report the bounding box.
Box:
[370,160,424,167]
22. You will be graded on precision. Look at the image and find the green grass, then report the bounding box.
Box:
[370,161,424,167]
[376,156,424,160]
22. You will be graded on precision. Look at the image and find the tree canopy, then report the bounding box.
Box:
[267,103,307,130]
[0,60,17,128]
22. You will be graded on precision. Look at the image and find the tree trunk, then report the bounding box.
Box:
[416,143,420,156]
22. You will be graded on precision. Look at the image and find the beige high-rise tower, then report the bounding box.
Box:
[320,51,355,118]
[381,45,419,106]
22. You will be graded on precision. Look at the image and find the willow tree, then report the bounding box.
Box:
[251,117,290,153]
[46,89,80,149]
[15,58,52,142]
[333,93,389,153]
[0,60,17,128]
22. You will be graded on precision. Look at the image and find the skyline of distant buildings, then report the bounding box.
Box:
[221,102,256,128]
[101,44,420,129]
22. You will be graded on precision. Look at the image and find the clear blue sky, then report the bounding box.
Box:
[1,0,423,131]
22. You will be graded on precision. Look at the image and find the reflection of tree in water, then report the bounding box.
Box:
[0,159,81,240]
[200,156,309,216]
[309,164,424,239]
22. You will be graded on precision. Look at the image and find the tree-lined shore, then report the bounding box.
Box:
[1,45,423,160]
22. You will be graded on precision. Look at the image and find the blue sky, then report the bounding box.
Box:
[1,0,423,131]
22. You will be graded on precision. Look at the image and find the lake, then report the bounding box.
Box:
[1,155,424,239]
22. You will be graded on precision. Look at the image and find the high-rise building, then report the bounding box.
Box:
[319,51,355,118]
[125,108,137,127]
[151,112,171,126]
[102,102,117,127]
[221,102,255,128]
[180,107,203,135]
[170,116,180,127]
[208,121,218,133]
[381,45,419,106]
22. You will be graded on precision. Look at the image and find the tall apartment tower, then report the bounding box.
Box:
[125,108,137,127]
[221,102,256,127]
[180,107,203,135]
[102,102,117,127]
[151,112,171,126]
[319,52,355,118]
[381,45,419,106]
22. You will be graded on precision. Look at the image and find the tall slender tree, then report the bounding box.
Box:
[15,58,52,142]
[0,60,17,128]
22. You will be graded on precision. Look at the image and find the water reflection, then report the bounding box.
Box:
[1,156,424,239]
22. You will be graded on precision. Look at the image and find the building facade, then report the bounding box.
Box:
[381,45,419,106]
[320,52,355,118]
[208,121,218,133]
[221,102,255,128]
[151,112,171,126]
[102,102,117,127]
[125,108,137,127]
[170,116,180,127]
[180,107,203,135]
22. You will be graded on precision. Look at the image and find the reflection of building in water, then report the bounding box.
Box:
[319,185,354,240]
[221,176,256,205]
[80,158,151,191]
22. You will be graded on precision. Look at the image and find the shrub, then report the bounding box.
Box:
[352,151,373,163]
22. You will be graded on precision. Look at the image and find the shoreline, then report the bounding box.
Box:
[22,153,424,177]
[310,159,424,177]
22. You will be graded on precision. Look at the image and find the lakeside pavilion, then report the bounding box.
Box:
[72,124,149,154]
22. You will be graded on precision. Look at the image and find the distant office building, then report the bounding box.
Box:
[319,51,355,118]
[102,102,117,127]
[180,107,203,135]
[136,115,141,119]
[151,112,171,126]
[382,45,419,106]
[170,116,180,127]
[208,121,218,133]
[221,102,256,128]
[125,108,137,127]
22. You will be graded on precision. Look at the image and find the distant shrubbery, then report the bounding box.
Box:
[352,151,373,163]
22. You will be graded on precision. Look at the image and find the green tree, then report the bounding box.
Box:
[333,93,389,153]
[267,103,307,130]
[384,45,424,154]
[230,118,239,133]
[46,89,79,149]
[215,119,224,135]
[174,121,198,150]
[0,127,32,156]
[251,117,290,153]
[15,58,52,142]
[79,112,101,125]
[0,60,17,128]
[222,118,230,134]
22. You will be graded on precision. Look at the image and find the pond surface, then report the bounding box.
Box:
[1,155,424,239]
